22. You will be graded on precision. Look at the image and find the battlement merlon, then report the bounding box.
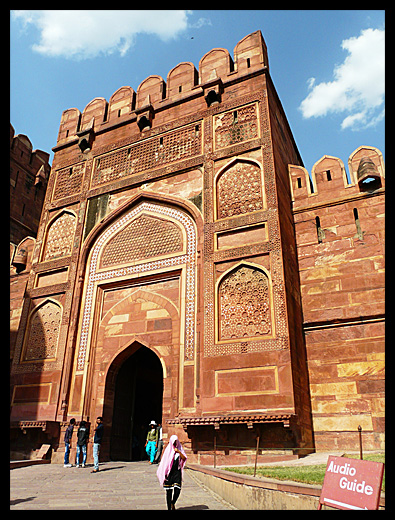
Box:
[289,145,385,210]
[54,30,269,147]
[10,124,51,180]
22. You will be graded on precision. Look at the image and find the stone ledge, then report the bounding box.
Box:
[186,463,385,510]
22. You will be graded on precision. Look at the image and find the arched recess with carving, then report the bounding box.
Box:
[21,298,63,363]
[215,157,265,220]
[67,193,201,419]
[216,262,274,344]
[41,210,77,262]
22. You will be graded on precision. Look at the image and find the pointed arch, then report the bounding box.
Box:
[97,210,186,270]
[80,191,202,269]
[101,288,179,329]
[100,288,178,379]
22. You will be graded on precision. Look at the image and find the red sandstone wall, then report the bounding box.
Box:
[10,124,50,245]
[289,146,385,450]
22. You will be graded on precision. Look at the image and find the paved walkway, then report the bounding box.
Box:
[10,460,234,510]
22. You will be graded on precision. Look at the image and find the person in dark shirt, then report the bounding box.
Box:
[91,416,103,473]
[75,420,89,468]
[63,418,75,467]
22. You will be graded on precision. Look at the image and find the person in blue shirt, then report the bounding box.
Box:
[91,416,103,473]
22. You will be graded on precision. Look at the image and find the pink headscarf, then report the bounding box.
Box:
[156,434,187,487]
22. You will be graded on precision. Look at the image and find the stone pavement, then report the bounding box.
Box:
[10,460,235,510]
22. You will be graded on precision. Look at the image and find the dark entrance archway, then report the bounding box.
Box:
[109,345,163,461]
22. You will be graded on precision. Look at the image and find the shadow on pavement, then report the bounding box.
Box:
[177,504,210,510]
[94,465,126,473]
[10,497,35,506]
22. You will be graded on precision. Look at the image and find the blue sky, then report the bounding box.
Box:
[10,10,385,176]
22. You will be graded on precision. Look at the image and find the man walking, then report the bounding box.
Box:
[91,416,103,473]
[63,418,75,467]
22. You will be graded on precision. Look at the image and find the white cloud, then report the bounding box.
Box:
[11,10,193,59]
[299,28,385,131]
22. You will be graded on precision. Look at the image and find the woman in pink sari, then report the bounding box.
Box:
[157,434,187,510]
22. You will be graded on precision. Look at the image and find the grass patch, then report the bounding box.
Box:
[344,453,385,464]
[224,464,327,486]
[224,453,385,491]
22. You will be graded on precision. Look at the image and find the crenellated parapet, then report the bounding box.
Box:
[289,145,385,210]
[55,30,268,149]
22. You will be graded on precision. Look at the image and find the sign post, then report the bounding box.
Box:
[319,456,384,510]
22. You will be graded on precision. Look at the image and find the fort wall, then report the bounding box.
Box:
[10,30,384,461]
[289,146,385,450]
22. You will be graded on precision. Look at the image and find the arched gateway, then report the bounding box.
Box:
[104,342,163,461]
[67,197,199,460]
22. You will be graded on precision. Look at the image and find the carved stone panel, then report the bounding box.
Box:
[216,160,263,219]
[22,300,62,362]
[214,103,259,150]
[91,122,202,188]
[218,265,271,342]
[100,214,183,268]
[42,212,77,261]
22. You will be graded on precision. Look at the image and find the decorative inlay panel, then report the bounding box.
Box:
[214,103,258,150]
[91,122,202,188]
[42,212,76,261]
[76,201,196,370]
[216,160,263,219]
[53,163,85,201]
[22,301,62,362]
[100,214,183,268]
[218,265,271,341]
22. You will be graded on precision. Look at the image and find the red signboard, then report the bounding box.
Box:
[319,456,384,510]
